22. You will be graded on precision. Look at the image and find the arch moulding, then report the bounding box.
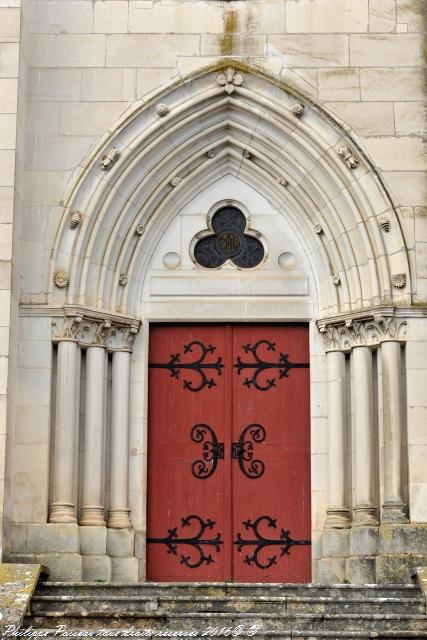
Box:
[46,60,410,326]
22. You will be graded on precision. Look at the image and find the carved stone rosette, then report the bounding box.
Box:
[318,313,407,352]
[52,312,140,352]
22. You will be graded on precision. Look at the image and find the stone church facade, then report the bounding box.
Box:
[0,0,426,585]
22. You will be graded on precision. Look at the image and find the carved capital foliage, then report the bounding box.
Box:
[52,312,140,352]
[78,319,112,347]
[105,325,139,352]
[318,313,407,352]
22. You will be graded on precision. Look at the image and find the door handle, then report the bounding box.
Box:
[232,423,266,479]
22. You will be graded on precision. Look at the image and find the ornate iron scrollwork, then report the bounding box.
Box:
[232,424,266,479]
[149,340,224,392]
[234,515,311,569]
[234,339,310,391]
[190,424,224,479]
[147,515,223,568]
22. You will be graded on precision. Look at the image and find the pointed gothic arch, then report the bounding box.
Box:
[49,61,410,320]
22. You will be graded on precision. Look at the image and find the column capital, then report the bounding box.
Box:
[318,312,407,352]
[106,325,139,352]
[52,307,141,352]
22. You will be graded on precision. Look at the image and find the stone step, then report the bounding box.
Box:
[25,610,427,633]
[34,581,422,600]
[30,594,426,615]
[21,630,427,640]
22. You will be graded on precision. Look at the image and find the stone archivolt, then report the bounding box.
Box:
[50,63,411,318]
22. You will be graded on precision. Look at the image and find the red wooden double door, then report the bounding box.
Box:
[147,324,311,583]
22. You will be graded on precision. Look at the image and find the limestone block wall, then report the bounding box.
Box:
[0,0,31,558]
[0,0,425,582]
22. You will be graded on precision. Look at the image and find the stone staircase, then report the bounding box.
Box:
[25,582,427,638]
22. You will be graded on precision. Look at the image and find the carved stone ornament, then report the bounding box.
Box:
[170,176,181,187]
[106,325,139,352]
[53,270,69,288]
[52,313,140,351]
[319,315,407,352]
[313,223,323,234]
[69,211,82,229]
[337,144,359,170]
[135,224,145,236]
[119,273,128,286]
[243,150,251,160]
[155,103,169,118]
[290,103,305,119]
[276,176,288,187]
[78,319,112,347]
[207,149,216,158]
[101,147,120,171]
[216,67,243,95]
[333,274,341,285]
[52,314,83,341]
[391,273,407,289]
[379,216,390,233]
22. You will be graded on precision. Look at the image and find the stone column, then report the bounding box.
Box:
[108,350,132,528]
[80,344,106,526]
[352,346,379,526]
[381,340,408,522]
[325,350,351,528]
[50,339,79,523]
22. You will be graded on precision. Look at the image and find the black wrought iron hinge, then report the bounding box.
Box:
[214,442,225,459]
[231,442,243,459]
[232,424,266,479]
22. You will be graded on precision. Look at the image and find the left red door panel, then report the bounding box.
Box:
[146,325,232,581]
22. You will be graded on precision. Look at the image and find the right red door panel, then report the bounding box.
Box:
[231,325,311,583]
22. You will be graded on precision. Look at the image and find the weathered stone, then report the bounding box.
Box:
[36,553,81,581]
[106,528,134,557]
[82,555,111,582]
[318,557,346,583]
[350,526,379,556]
[79,526,107,556]
[134,530,145,559]
[346,556,376,584]
[379,524,427,554]
[0,564,46,630]
[323,528,350,558]
[26,523,79,554]
[111,557,139,583]
[376,553,427,584]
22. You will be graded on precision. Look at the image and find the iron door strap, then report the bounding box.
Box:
[234,339,310,391]
[234,515,311,569]
[147,515,223,568]
[149,340,224,392]
[232,423,266,479]
[190,423,224,480]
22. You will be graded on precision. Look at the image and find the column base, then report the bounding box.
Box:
[108,508,132,529]
[325,508,351,529]
[49,502,77,523]
[353,505,379,527]
[382,502,408,523]
[80,506,106,526]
